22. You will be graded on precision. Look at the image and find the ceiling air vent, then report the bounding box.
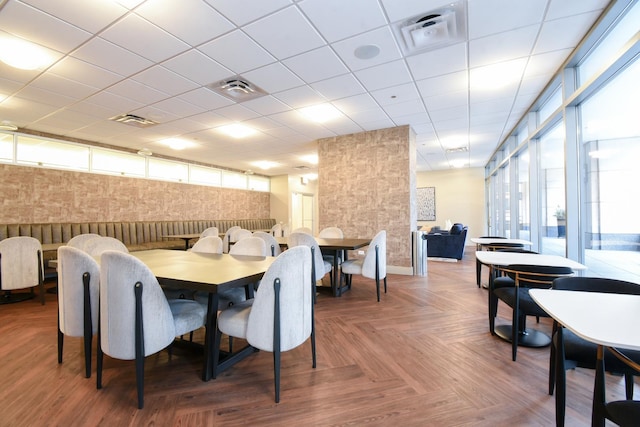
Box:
[110,114,158,128]
[207,76,268,102]
[393,0,467,56]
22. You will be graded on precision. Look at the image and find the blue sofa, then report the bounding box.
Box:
[426,223,468,260]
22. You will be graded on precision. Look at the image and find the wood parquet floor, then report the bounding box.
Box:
[0,248,632,426]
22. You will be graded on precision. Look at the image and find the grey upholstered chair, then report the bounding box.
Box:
[341,230,387,301]
[97,250,205,409]
[270,223,282,237]
[200,226,219,238]
[252,231,281,257]
[57,246,100,378]
[213,245,315,403]
[229,236,267,257]
[66,233,101,252]
[287,232,332,301]
[231,228,252,243]
[190,236,223,254]
[222,226,241,253]
[0,236,45,304]
[84,236,128,257]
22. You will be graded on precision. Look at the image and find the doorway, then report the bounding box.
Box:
[291,192,314,232]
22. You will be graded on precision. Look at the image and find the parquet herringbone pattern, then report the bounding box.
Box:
[0,248,632,426]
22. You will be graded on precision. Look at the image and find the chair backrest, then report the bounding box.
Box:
[553,276,640,295]
[281,224,291,237]
[246,245,312,352]
[190,236,223,254]
[232,229,252,242]
[318,227,343,239]
[292,227,312,235]
[502,264,574,289]
[0,236,43,290]
[488,242,525,251]
[253,231,281,256]
[99,250,176,359]
[200,227,219,238]
[67,234,101,251]
[229,237,267,257]
[57,246,100,336]
[362,230,386,280]
[270,223,282,237]
[84,237,128,257]
[222,226,241,253]
[287,232,325,281]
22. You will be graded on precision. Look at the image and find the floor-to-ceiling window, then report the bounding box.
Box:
[538,123,566,255]
[516,151,530,241]
[580,58,640,282]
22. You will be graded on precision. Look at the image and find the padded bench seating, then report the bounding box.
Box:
[0,219,276,264]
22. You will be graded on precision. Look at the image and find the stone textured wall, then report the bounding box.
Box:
[0,164,270,223]
[318,125,414,268]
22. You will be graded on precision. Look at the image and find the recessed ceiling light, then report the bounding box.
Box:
[299,154,318,165]
[252,160,278,170]
[159,138,193,150]
[216,123,257,139]
[470,60,526,90]
[298,104,343,123]
[0,36,54,70]
[354,44,380,60]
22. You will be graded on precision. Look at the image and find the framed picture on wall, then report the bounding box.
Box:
[417,187,436,221]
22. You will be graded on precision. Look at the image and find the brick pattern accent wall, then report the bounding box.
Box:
[318,125,414,268]
[0,164,270,223]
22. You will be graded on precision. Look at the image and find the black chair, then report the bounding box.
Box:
[592,345,640,427]
[493,264,573,361]
[550,276,640,427]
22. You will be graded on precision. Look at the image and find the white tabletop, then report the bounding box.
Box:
[530,289,640,351]
[470,238,533,246]
[475,251,587,270]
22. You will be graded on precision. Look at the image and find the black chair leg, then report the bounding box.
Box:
[58,329,64,364]
[274,348,281,403]
[212,329,222,379]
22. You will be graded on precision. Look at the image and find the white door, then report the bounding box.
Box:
[291,192,314,232]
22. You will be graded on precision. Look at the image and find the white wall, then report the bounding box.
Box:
[417,168,486,242]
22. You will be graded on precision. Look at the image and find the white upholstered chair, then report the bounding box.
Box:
[97,250,205,409]
[222,226,241,253]
[231,228,252,243]
[292,227,312,235]
[0,236,45,304]
[200,226,219,238]
[57,246,100,377]
[341,230,387,302]
[287,232,332,301]
[190,236,223,254]
[270,223,282,237]
[318,227,343,238]
[66,233,101,252]
[281,224,291,237]
[213,245,315,403]
[84,236,128,257]
[229,237,267,257]
[252,231,281,257]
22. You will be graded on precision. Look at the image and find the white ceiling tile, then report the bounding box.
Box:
[72,38,153,77]
[243,116,282,131]
[380,0,454,23]
[524,49,572,78]
[283,47,349,83]
[406,42,467,80]
[429,105,468,122]
[31,109,100,131]
[467,0,547,39]
[310,74,366,100]
[546,0,609,20]
[135,0,234,46]
[107,80,169,105]
[349,108,390,124]
[1,97,61,125]
[0,76,28,95]
[83,91,146,116]
[214,104,261,121]
[393,112,430,126]
[371,83,421,106]
[100,14,190,62]
[14,85,77,108]
[354,60,412,92]
[321,118,363,135]
[299,0,387,42]
[242,96,292,116]
[383,98,425,118]
[331,93,379,113]
[359,118,396,131]
[416,71,468,98]
[19,0,128,33]
[162,50,233,86]
[65,100,123,121]
[131,66,199,96]
[424,90,468,112]
[332,26,402,71]
[30,73,99,100]
[273,86,325,108]
[48,57,123,89]
[150,97,207,118]
[204,0,292,27]
[177,88,235,110]
[0,1,91,52]
[198,30,276,74]
[0,54,44,85]
[129,105,182,124]
[534,11,602,55]
[469,25,539,68]
[243,6,325,60]
[242,62,305,93]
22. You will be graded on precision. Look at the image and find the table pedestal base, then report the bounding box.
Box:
[494,325,551,347]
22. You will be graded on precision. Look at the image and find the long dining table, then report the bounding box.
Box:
[275,236,372,296]
[130,249,276,381]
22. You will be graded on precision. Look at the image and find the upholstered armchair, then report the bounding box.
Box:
[425,223,468,260]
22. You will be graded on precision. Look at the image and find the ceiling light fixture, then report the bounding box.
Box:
[298,104,343,123]
[252,160,278,170]
[216,123,257,139]
[299,154,318,165]
[159,138,192,150]
[0,36,54,70]
[0,121,18,131]
[470,60,525,90]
